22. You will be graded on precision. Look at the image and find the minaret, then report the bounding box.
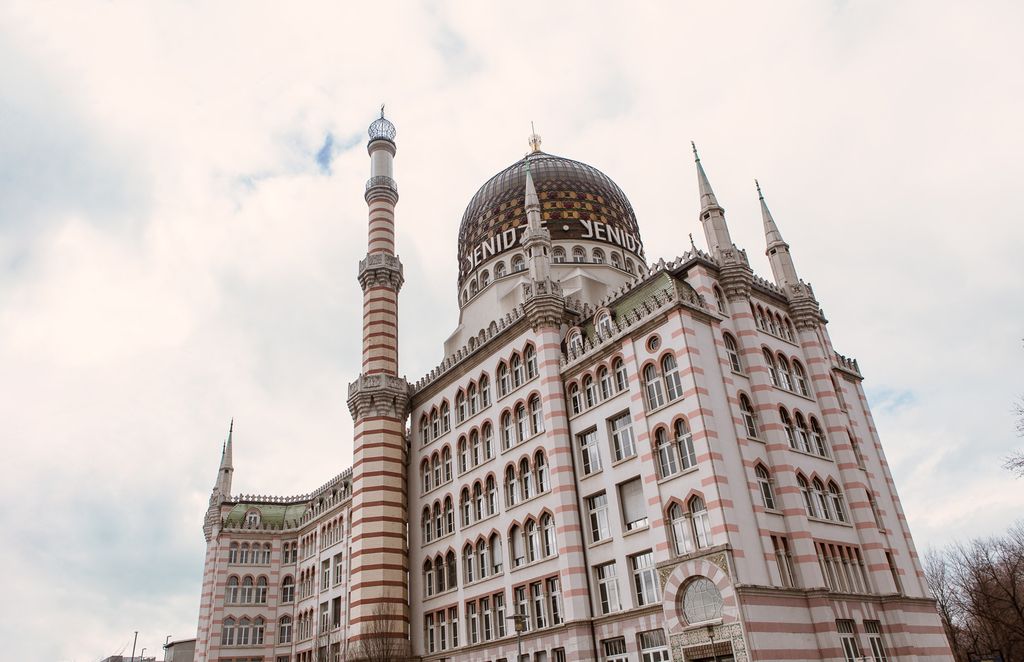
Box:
[214,419,234,497]
[346,108,411,655]
[693,142,733,254]
[522,157,552,282]
[757,180,800,287]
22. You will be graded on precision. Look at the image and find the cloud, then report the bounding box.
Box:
[1,1,1023,659]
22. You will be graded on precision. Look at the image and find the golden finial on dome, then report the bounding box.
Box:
[528,121,542,153]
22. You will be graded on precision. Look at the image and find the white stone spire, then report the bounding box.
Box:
[692,142,733,254]
[757,180,799,286]
[214,419,234,497]
[522,159,552,282]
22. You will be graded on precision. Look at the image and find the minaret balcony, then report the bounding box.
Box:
[357,253,405,292]
[364,175,399,203]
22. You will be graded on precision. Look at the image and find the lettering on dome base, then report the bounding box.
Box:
[461,219,644,276]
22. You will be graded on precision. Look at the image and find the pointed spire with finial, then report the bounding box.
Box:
[528,122,542,154]
[691,142,732,254]
[755,180,799,286]
[693,142,721,211]
[522,158,551,282]
[214,419,235,497]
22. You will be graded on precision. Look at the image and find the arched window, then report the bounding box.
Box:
[572,245,586,262]
[464,542,476,583]
[434,502,443,539]
[849,430,864,468]
[675,418,697,470]
[480,270,490,287]
[768,312,779,336]
[784,318,795,341]
[509,524,524,567]
[497,362,510,396]
[442,446,452,482]
[798,475,815,517]
[473,482,484,521]
[440,401,451,433]
[237,617,252,645]
[470,280,479,296]
[625,257,635,273]
[424,559,435,596]
[444,496,454,534]
[468,383,479,416]
[583,375,597,407]
[511,354,524,388]
[226,576,240,603]
[514,403,528,442]
[252,617,265,645]
[668,503,691,555]
[553,246,566,263]
[511,254,525,272]
[228,542,239,564]
[241,576,254,603]
[480,374,491,407]
[535,450,548,492]
[596,311,613,337]
[755,465,776,510]
[422,459,432,493]
[723,333,742,373]
[420,415,430,445]
[598,366,612,399]
[476,539,488,579]
[525,519,540,562]
[460,488,472,527]
[812,478,830,520]
[456,390,467,423]
[278,616,293,644]
[422,507,432,542]
[262,543,271,563]
[828,482,847,522]
[489,533,503,574]
[281,576,294,603]
[644,364,665,409]
[567,329,584,355]
[763,349,780,387]
[613,357,628,391]
[739,394,758,438]
[795,412,811,453]
[524,345,537,379]
[592,247,605,263]
[777,354,793,391]
[529,395,543,434]
[256,576,268,603]
[430,408,440,439]
[482,422,494,459]
[832,374,847,410]
[792,360,809,396]
[689,496,711,548]
[757,306,768,331]
[221,618,236,646]
[611,251,622,269]
[432,453,441,487]
[541,513,556,557]
[495,261,507,278]
[519,458,532,500]
[811,418,829,457]
[457,436,468,474]
[470,430,481,467]
[501,411,514,450]
[682,577,723,624]
[568,382,582,415]
[655,428,677,478]
[239,543,250,564]
[713,285,726,314]
[485,475,497,515]
[505,466,518,507]
[662,353,683,401]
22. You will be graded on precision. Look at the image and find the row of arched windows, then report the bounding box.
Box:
[420,402,452,445]
[458,423,494,474]
[296,566,316,601]
[763,349,810,397]
[654,418,697,479]
[780,407,830,457]
[499,394,544,450]
[752,302,795,342]
[225,575,268,604]
[294,609,317,642]
[422,495,456,543]
[568,357,628,415]
[423,551,458,597]
[642,352,684,410]
[455,375,492,424]
[220,616,265,646]
[421,446,453,494]
[505,450,549,507]
[496,344,537,398]
[228,542,271,565]
[799,475,848,522]
[508,512,557,569]
[666,496,712,556]
[320,515,345,549]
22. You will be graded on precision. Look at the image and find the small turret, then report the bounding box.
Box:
[692,142,733,254]
[522,158,552,282]
[757,180,800,287]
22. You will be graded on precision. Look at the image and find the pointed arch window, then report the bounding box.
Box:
[434,502,443,539]
[422,507,433,542]
[829,482,848,522]
[535,450,549,492]
[479,374,491,407]
[792,360,809,396]
[489,533,503,574]
[482,422,494,459]
[739,394,758,438]
[505,465,518,507]
[795,412,811,453]
[583,375,597,408]
[460,488,472,527]
[598,366,613,399]
[668,503,692,555]
[525,519,540,562]
[514,403,528,443]
[812,478,830,520]
[463,545,475,584]
[613,357,628,391]
[509,524,524,567]
[519,458,533,500]
[444,496,454,534]
[569,382,582,415]
[524,345,537,379]
[456,390,467,423]
[655,428,678,478]
[777,354,793,391]
[689,496,711,549]
[811,418,829,457]
[529,395,543,434]
[485,475,497,515]
[763,349,780,387]
[675,418,697,470]
[440,401,451,433]
[473,482,484,521]
[541,513,556,557]
[755,465,776,510]
[221,618,236,646]
[476,539,488,579]
[724,333,742,373]
[798,475,815,517]
[780,408,797,449]
[510,354,524,388]
[442,446,452,482]
[662,353,683,401]
[278,616,293,644]
[497,362,510,397]
[501,412,514,450]
[470,430,481,467]
[432,453,442,487]
[644,364,665,409]
[457,437,468,474]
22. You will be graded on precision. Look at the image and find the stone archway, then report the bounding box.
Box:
[660,556,749,662]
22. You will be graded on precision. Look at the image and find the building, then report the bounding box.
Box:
[192,113,954,662]
[165,638,197,662]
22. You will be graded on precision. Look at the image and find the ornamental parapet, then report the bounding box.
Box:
[358,252,404,292]
[347,373,411,420]
[364,175,399,203]
[833,351,862,377]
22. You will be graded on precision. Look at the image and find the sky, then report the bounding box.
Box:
[1,1,1022,660]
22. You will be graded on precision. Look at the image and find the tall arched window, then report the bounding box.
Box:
[510,354,524,388]
[644,364,665,409]
[583,375,597,407]
[655,428,678,478]
[525,520,539,562]
[812,479,830,520]
[662,353,683,401]
[463,545,475,584]
[420,415,430,445]
[535,450,548,492]
[724,333,742,373]
[598,366,612,399]
[795,412,811,453]
[501,412,514,450]
[241,576,254,603]
[675,418,697,470]
[755,465,776,510]
[440,402,451,434]
[541,513,556,557]
[226,576,240,603]
[468,383,479,416]
[456,390,467,423]
[505,466,518,507]
[811,418,829,457]
[444,496,454,534]
[238,618,251,645]
[489,533,503,574]
[596,312,613,337]
[828,482,847,522]
[713,285,726,314]
[509,524,524,567]
[497,362,510,396]
[528,395,543,434]
[460,488,472,527]
[482,422,494,459]
[473,482,484,521]
[480,374,491,406]
[475,540,487,579]
[221,618,236,646]
[470,430,481,467]
[613,357,628,391]
[567,329,584,355]
[569,382,582,415]
[446,550,457,588]
[668,503,691,556]
[485,475,497,515]
[689,496,711,548]
[519,458,532,500]
[784,318,795,341]
[514,403,528,442]
[777,354,793,391]
[524,345,537,379]
[763,349,780,387]
[792,360,809,396]
[432,453,441,487]
[739,394,758,438]
[442,446,452,482]
[430,409,440,439]
[422,507,433,542]
[278,616,293,644]
[228,542,239,564]
[281,576,294,603]
[422,459,432,493]
[256,576,268,603]
[798,475,815,517]
[457,436,468,474]
[252,617,265,645]
[780,408,796,449]
[434,502,443,539]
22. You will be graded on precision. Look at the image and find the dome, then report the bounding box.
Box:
[457,152,644,287]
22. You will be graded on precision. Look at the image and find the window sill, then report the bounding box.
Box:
[683,617,723,632]
[453,404,493,431]
[610,453,638,468]
[422,476,455,498]
[456,453,496,479]
[509,554,557,575]
[588,537,613,549]
[807,516,853,528]
[762,508,784,516]
[566,387,630,421]
[500,429,544,456]
[461,569,506,590]
[657,464,699,484]
[787,446,833,462]
[645,393,685,416]
[623,524,650,537]
[495,374,539,405]
[503,488,551,514]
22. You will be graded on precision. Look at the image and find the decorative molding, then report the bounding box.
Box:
[364,175,399,204]
[347,373,411,420]
[357,253,405,292]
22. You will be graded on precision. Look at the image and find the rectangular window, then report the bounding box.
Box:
[546,576,563,625]
[579,428,602,475]
[531,581,547,629]
[553,649,566,662]
[865,620,889,662]
[587,492,611,542]
[609,412,636,461]
[772,535,796,588]
[837,619,860,662]
[438,609,447,651]
[495,592,507,638]
[333,553,343,586]
[534,653,548,662]
[321,560,330,589]
[331,596,341,628]
[602,637,629,662]
[886,551,903,594]
[481,596,492,641]
[467,601,479,645]
[449,606,459,648]
[595,561,621,614]
[638,629,671,662]
[619,477,648,531]
[425,614,435,654]
[515,585,531,632]
[630,550,660,606]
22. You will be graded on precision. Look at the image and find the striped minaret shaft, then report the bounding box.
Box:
[347,111,411,655]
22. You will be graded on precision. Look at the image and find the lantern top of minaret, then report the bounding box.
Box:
[528,122,542,153]
[368,105,396,143]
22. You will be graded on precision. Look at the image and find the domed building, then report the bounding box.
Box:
[192,116,953,662]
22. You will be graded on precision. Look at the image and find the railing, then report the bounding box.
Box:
[365,176,398,195]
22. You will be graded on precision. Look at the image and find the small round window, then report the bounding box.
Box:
[682,576,723,624]
[646,335,661,352]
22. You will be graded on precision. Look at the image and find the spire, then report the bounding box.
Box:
[756,180,799,286]
[691,142,733,254]
[522,159,552,282]
[214,419,234,497]
[528,122,542,153]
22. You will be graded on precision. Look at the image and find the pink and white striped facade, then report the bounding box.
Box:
[193,119,952,662]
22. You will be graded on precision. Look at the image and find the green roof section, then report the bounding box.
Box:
[580,270,699,339]
[224,502,310,528]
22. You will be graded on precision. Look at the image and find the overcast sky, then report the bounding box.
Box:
[2,2,1022,660]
